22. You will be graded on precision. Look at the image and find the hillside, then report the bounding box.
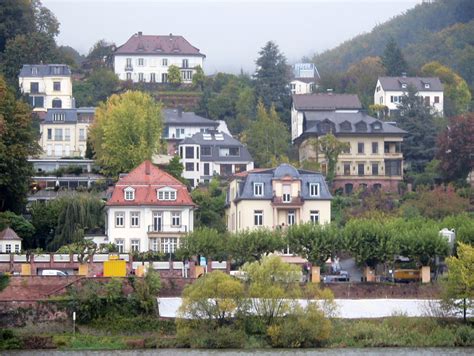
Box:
[313,0,474,87]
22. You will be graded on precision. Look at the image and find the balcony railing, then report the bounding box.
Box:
[271,195,304,206]
[124,65,133,71]
[147,224,188,233]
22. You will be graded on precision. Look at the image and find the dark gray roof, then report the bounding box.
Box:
[293,93,362,111]
[295,112,406,143]
[233,164,332,201]
[19,64,71,77]
[164,109,218,127]
[378,76,443,92]
[180,132,253,163]
[43,109,78,124]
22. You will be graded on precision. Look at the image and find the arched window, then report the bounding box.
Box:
[124,187,135,201]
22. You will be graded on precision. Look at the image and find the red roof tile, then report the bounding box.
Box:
[106,161,195,207]
[0,227,21,241]
[115,33,205,57]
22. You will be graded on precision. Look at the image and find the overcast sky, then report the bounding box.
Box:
[43,0,419,74]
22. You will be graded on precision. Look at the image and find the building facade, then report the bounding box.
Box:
[105,161,195,253]
[163,108,218,155]
[113,32,205,83]
[291,93,362,142]
[225,164,332,233]
[295,112,406,194]
[374,76,444,115]
[19,64,73,112]
[178,131,254,187]
[39,108,95,158]
[290,63,320,95]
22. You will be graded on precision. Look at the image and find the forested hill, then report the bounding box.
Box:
[313,0,474,87]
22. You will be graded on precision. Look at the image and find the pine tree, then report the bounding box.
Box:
[381,37,408,76]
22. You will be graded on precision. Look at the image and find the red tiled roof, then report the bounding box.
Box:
[0,227,21,241]
[115,33,205,57]
[106,161,195,207]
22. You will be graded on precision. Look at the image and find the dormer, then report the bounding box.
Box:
[124,186,135,201]
[423,82,431,89]
[157,187,177,201]
[339,120,352,132]
[355,121,367,132]
[370,121,383,132]
[31,67,38,75]
[401,83,407,89]
[319,118,335,134]
[52,112,65,121]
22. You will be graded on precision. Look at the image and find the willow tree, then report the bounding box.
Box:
[89,91,163,177]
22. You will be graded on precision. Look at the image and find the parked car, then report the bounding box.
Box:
[41,269,68,276]
[323,271,350,283]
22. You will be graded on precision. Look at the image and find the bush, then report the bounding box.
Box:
[455,325,474,346]
[176,322,246,348]
[0,329,22,350]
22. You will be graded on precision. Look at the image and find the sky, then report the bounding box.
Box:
[43,0,420,74]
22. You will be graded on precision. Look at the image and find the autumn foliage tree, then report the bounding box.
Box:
[89,91,163,177]
[436,113,474,183]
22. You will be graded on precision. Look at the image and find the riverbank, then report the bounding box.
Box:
[1,317,473,350]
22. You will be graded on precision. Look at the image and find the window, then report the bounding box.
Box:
[53,81,61,91]
[287,210,296,225]
[229,147,240,156]
[309,183,320,197]
[341,143,351,154]
[345,183,353,194]
[52,99,62,108]
[138,58,144,66]
[161,73,168,83]
[53,113,65,121]
[115,212,125,227]
[64,128,70,141]
[372,142,378,154]
[283,193,291,203]
[372,163,379,176]
[6,244,11,253]
[54,128,63,141]
[254,182,264,196]
[379,97,383,104]
[15,244,20,253]
[157,188,177,201]
[171,212,181,227]
[30,82,39,93]
[126,72,132,80]
[424,83,430,89]
[175,128,185,138]
[401,83,407,89]
[254,210,263,226]
[204,163,210,176]
[182,70,192,80]
[162,58,168,66]
[124,187,135,201]
[434,96,440,103]
[31,67,38,75]
[115,239,124,253]
[138,73,144,82]
[150,73,156,82]
[424,96,430,106]
[79,128,85,141]
[182,59,189,68]
[357,142,364,154]
[131,239,140,252]
[357,164,365,176]
[47,129,52,140]
[130,212,140,227]
[29,96,44,108]
[161,238,178,253]
[310,210,320,224]
[385,160,402,176]
[344,163,351,175]
[151,239,159,252]
[185,162,194,171]
[53,66,61,75]
[185,146,194,158]
[126,58,132,67]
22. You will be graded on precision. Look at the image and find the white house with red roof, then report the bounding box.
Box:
[105,161,195,254]
[113,32,205,83]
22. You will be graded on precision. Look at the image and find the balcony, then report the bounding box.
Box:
[271,195,304,207]
[147,224,188,237]
[124,65,133,71]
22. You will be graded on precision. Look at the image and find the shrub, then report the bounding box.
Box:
[0,329,22,350]
[176,323,246,349]
[455,325,474,346]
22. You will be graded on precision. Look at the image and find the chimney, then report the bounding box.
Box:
[138,31,142,36]
[402,72,407,78]
[177,106,183,118]
[145,160,150,175]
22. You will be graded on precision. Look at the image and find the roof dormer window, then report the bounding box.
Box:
[424,83,430,89]
[124,187,135,201]
[157,187,177,201]
[401,83,407,89]
[52,113,65,121]
[31,67,38,75]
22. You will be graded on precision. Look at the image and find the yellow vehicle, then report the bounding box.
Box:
[393,269,420,283]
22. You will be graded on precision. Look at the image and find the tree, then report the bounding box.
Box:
[73,69,120,107]
[0,0,35,52]
[421,61,471,116]
[381,37,408,76]
[234,86,256,134]
[168,65,182,85]
[0,76,41,213]
[191,179,227,233]
[229,229,286,267]
[130,267,161,314]
[345,56,386,108]
[89,91,163,177]
[192,65,205,90]
[254,41,291,124]
[82,39,115,70]
[177,227,226,262]
[287,223,339,267]
[243,101,290,167]
[178,271,245,326]
[0,211,35,248]
[436,113,474,183]
[318,133,350,185]
[441,243,474,323]
[56,239,97,264]
[31,0,59,38]
[397,85,439,172]
[164,155,184,180]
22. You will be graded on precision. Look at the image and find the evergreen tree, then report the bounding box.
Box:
[381,37,408,76]
[254,41,291,125]
[397,85,439,173]
[0,76,41,213]
[164,155,184,181]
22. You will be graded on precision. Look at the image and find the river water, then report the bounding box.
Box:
[5,348,474,355]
